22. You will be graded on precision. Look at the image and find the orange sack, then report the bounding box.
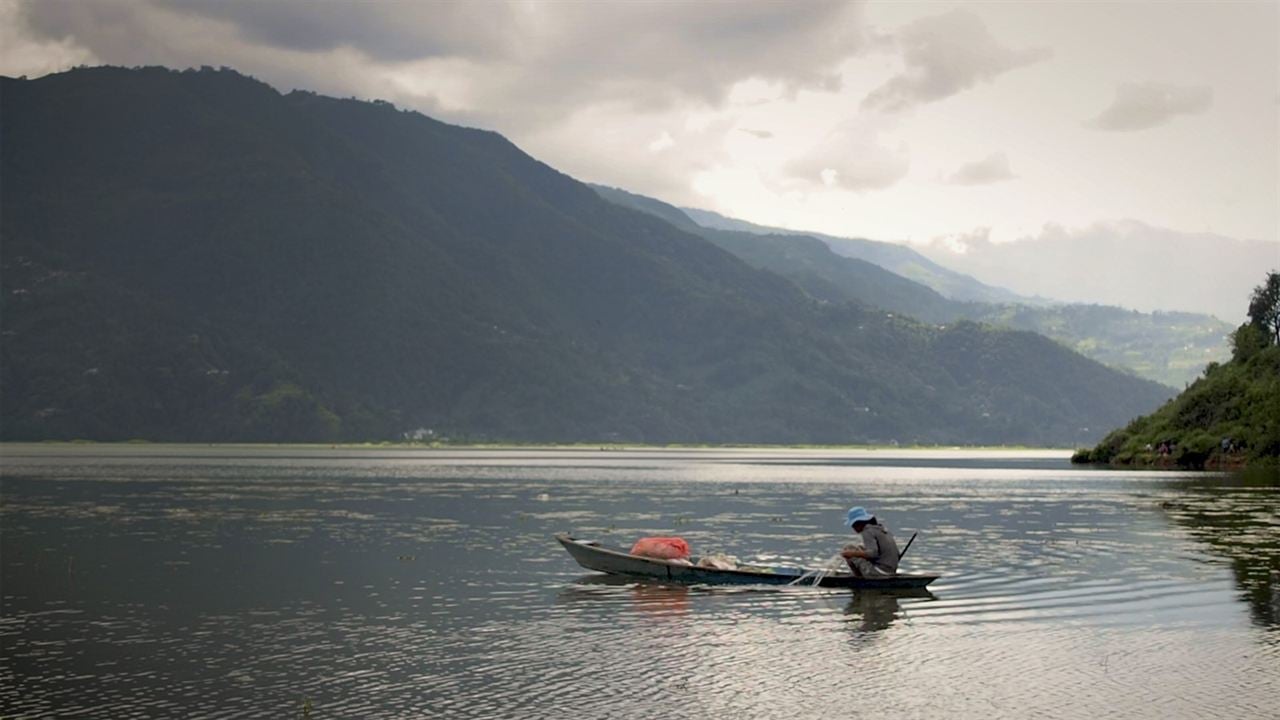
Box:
[629,536,691,560]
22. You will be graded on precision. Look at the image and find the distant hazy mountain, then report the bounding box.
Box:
[599,186,1231,388]
[680,206,1037,305]
[1,66,1171,445]
[595,185,961,323]
[919,222,1279,323]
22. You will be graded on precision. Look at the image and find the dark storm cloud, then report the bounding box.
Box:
[19,0,871,122]
[9,0,881,207]
[20,0,507,63]
[163,0,517,61]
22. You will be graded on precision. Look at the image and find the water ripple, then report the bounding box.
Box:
[2,446,1276,719]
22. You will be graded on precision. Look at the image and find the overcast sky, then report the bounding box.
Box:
[3,0,1277,316]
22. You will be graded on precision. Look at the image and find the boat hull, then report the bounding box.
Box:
[555,533,937,589]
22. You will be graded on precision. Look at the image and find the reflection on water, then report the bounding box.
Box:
[562,576,933,634]
[842,588,932,633]
[1158,466,1280,628]
[1,445,1277,719]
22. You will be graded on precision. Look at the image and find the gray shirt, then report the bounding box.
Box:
[855,523,900,574]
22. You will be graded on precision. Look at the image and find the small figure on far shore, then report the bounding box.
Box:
[841,506,900,578]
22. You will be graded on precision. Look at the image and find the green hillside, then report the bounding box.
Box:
[598,186,1230,387]
[0,66,1172,445]
[970,305,1229,388]
[680,206,1029,305]
[1073,274,1280,468]
[1072,347,1279,468]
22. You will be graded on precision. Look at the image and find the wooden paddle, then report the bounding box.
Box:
[898,532,918,560]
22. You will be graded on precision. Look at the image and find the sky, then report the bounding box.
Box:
[3,0,1277,319]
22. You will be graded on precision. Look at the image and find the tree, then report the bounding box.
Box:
[1231,323,1267,362]
[1246,271,1280,346]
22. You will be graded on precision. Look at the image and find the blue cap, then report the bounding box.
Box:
[845,506,874,527]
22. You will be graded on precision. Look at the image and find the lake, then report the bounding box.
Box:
[1,445,1277,719]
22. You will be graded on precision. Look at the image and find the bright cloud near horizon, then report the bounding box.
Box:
[3,0,1277,317]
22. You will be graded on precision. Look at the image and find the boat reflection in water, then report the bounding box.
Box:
[560,573,936,634]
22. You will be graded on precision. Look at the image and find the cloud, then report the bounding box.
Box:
[1085,81,1213,131]
[930,226,995,255]
[783,116,910,192]
[5,0,885,207]
[921,220,1278,320]
[0,0,96,77]
[524,105,738,203]
[14,0,870,125]
[945,152,1016,185]
[863,9,1051,112]
[739,128,774,139]
[163,0,519,62]
[647,131,675,152]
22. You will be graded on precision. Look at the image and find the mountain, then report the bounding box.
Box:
[593,185,961,325]
[680,206,1034,305]
[599,187,1231,387]
[969,305,1229,389]
[0,66,1172,445]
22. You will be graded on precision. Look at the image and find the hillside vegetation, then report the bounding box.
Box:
[1,67,1171,445]
[680,206,1029,305]
[1073,273,1280,468]
[597,186,1230,387]
[970,306,1227,389]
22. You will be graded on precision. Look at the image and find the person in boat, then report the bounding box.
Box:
[841,506,899,578]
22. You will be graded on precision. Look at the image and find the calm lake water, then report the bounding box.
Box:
[2,445,1277,719]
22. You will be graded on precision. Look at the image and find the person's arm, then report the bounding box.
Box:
[862,533,882,562]
[841,542,868,559]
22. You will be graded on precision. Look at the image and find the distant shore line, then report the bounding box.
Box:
[1,440,1071,453]
[1072,453,1272,471]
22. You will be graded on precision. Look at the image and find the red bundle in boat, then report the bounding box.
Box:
[629,536,691,559]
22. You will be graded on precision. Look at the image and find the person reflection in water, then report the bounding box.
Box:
[841,506,899,578]
[845,591,902,633]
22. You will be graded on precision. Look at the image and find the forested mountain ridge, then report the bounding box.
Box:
[680,206,1032,305]
[596,185,1230,387]
[1,66,1171,444]
[595,185,978,323]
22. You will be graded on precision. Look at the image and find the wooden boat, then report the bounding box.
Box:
[556,533,938,589]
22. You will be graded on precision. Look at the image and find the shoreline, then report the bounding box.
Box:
[0,440,1073,454]
[1077,455,1273,471]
